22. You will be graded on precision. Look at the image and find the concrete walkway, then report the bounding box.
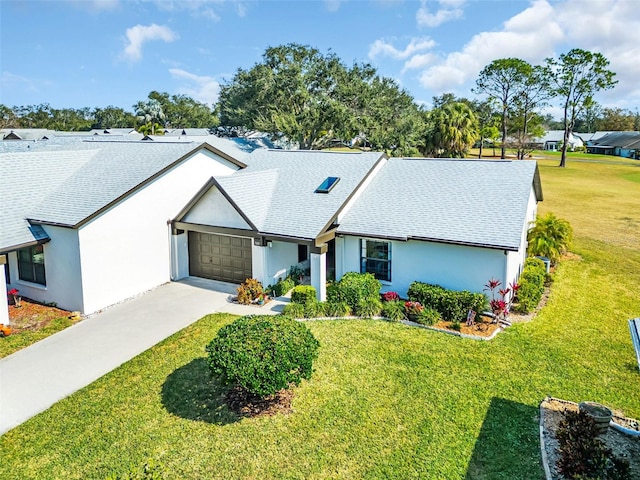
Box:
[0,278,287,435]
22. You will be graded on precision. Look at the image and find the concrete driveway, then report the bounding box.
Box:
[0,278,286,435]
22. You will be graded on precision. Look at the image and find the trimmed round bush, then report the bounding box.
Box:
[291,285,317,305]
[327,272,381,311]
[206,315,319,398]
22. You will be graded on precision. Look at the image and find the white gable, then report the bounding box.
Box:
[182,185,251,229]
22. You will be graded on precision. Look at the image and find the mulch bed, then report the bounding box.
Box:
[540,397,640,479]
[225,385,294,418]
[433,315,501,338]
[7,297,72,332]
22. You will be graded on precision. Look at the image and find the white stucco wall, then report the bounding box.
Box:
[506,186,539,289]
[1,262,8,325]
[336,236,508,297]
[6,226,84,312]
[78,150,240,314]
[265,241,298,286]
[182,186,250,229]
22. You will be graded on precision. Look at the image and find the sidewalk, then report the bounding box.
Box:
[0,278,286,435]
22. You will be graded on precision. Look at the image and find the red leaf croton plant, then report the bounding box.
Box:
[8,289,19,297]
[483,278,519,323]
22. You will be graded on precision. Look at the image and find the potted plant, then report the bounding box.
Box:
[257,293,266,306]
[8,288,21,308]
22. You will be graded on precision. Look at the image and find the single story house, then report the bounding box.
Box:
[1,141,542,324]
[535,130,584,151]
[586,131,640,159]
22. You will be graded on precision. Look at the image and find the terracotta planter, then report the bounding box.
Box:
[579,401,612,434]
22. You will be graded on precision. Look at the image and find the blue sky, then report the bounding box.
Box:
[1,0,638,116]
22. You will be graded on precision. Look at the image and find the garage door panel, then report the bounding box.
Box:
[189,231,252,283]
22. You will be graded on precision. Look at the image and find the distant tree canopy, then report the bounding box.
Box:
[217,43,422,155]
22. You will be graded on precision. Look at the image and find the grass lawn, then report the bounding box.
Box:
[1,159,639,479]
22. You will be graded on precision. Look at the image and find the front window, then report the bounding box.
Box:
[361,240,391,282]
[18,245,46,286]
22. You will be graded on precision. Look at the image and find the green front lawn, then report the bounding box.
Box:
[1,159,639,479]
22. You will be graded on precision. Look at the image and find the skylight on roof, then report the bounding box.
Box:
[315,176,340,193]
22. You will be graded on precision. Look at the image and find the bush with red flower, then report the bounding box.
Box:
[483,278,519,324]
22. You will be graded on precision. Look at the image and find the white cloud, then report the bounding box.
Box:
[324,0,341,12]
[151,0,248,20]
[418,0,563,91]
[410,0,639,109]
[169,68,220,105]
[122,24,178,62]
[416,0,465,28]
[402,53,437,73]
[369,37,436,60]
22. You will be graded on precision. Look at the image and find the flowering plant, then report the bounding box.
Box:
[483,278,519,324]
[382,291,400,302]
[8,288,19,296]
[404,301,424,316]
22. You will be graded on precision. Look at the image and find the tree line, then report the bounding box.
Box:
[2,43,633,167]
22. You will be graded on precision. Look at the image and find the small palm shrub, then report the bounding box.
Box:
[381,300,405,321]
[413,306,442,326]
[355,297,382,317]
[237,278,264,305]
[291,285,317,305]
[304,300,326,318]
[327,272,381,311]
[527,212,573,265]
[325,301,351,318]
[282,302,305,318]
[206,315,320,398]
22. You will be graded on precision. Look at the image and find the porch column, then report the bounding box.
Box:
[1,256,9,325]
[310,251,326,301]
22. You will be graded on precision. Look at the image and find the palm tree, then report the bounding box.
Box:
[422,102,479,157]
[134,99,165,135]
[527,213,573,264]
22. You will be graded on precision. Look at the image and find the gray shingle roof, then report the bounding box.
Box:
[0,148,98,251]
[1,141,242,251]
[217,149,384,239]
[337,158,540,250]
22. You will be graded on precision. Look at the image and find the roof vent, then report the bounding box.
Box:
[315,176,340,193]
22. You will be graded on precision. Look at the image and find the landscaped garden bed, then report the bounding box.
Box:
[1,296,79,358]
[540,397,640,479]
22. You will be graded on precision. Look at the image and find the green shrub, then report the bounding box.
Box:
[291,285,317,305]
[407,282,486,322]
[282,302,305,318]
[325,301,351,318]
[206,315,319,398]
[451,320,462,331]
[270,277,295,297]
[288,265,306,285]
[237,278,264,305]
[327,272,381,311]
[413,306,442,326]
[304,300,326,318]
[355,297,382,317]
[381,300,405,321]
[513,259,547,313]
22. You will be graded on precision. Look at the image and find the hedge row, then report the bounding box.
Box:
[407,282,487,322]
[513,257,547,313]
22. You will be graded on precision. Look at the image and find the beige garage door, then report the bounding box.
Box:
[188,231,252,283]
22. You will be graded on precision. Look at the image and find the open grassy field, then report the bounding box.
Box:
[0,157,639,479]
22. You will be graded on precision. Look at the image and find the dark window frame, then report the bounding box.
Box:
[360,239,391,282]
[17,245,46,286]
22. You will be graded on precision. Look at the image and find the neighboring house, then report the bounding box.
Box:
[536,130,584,151]
[1,129,56,141]
[586,131,640,159]
[1,142,542,322]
